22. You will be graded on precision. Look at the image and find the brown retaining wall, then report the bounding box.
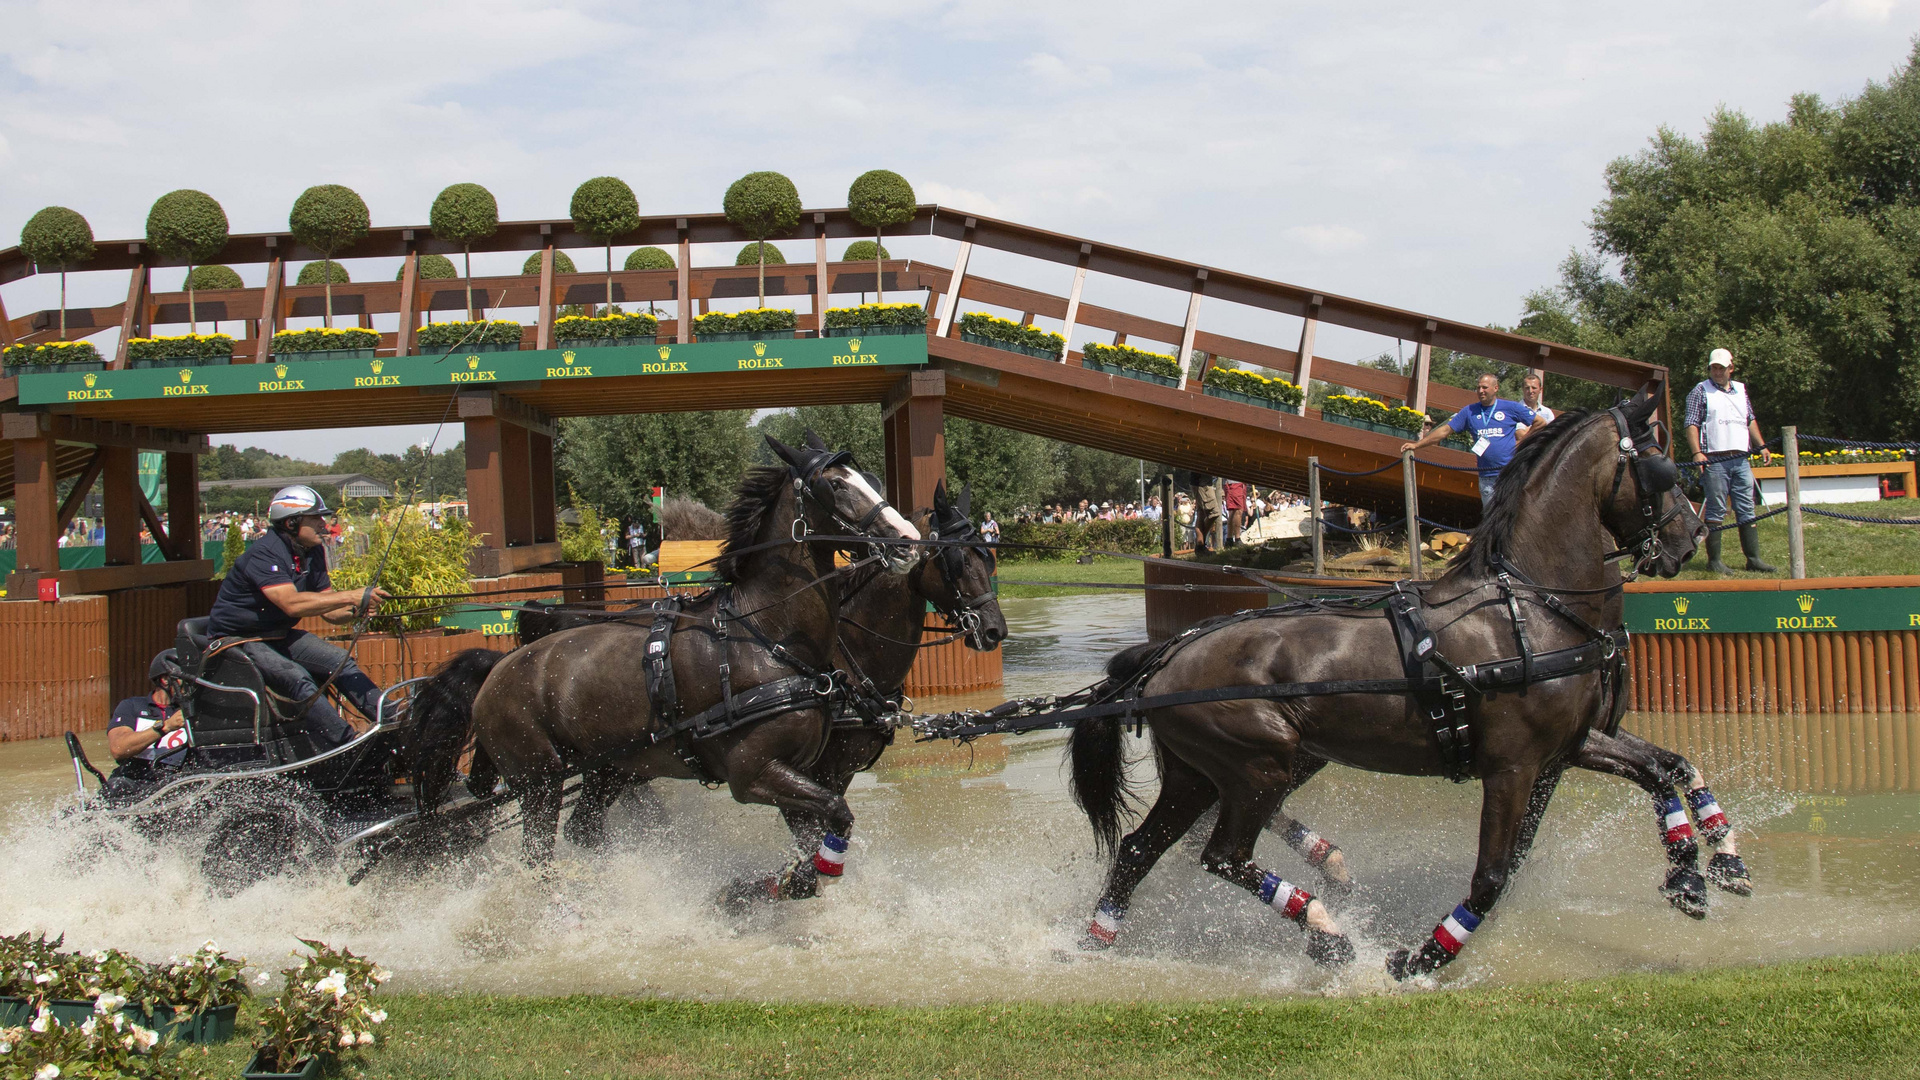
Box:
[0,596,110,741]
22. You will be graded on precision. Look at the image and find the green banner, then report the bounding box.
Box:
[1625,586,1920,634]
[17,335,928,405]
[138,452,163,504]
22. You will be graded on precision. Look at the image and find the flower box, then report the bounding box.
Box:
[0,996,27,1025]
[462,343,519,354]
[960,332,1058,361]
[697,329,797,342]
[1203,385,1288,411]
[47,999,100,1026]
[274,348,375,364]
[243,1050,327,1080]
[4,359,109,378]
[1322,412,1418,438]
[828,324,924,339]
[1082,356,1179,387]
[130,354,234,370]
[152,1002,239,1043]
[556,336,653,349]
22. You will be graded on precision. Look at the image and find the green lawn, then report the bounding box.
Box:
[995,556,1147,598]
[1673,497,1920,580]
[171,951,1920,1079]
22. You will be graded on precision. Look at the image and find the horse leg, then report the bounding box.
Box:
[726,733,881,904]
[1200,776,1354,967]
[1387,764,1541,980]
[1573,732,1710,917]
[517,775,564,867]
[561,766,628,850]
[1265,755,1354,898]
[1507,763,1567,874]
[1080,750,1218,950]
[1614,732,1750,895]
[735,759,854,837]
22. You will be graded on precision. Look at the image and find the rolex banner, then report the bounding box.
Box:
[1626,587,1920,634]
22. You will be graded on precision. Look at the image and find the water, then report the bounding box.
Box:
[2,592,1917,1003]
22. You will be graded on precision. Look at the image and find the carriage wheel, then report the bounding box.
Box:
[199,782,335,897]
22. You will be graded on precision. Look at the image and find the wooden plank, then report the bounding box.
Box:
[1409,338,1433,413]
[814,214,830,336]
[0,289,12,348]
[114,265,146,369]
[935,240,972,338]
[395,252,419,358]
[254,258,281,364]
[55,448,105,533]
[1059,253,1089,363]
[535,247,555,351]
[1175,277,1203,391]
[677,225,692,345]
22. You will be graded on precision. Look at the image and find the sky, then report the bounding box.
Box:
[2,0,1916,459]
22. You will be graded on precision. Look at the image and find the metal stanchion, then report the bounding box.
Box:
[1783,426,1806,580]
[1403,450,1422,581]
[1308,456,1324,577]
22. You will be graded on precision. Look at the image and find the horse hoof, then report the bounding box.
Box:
[1662,867,1710,920]
[1385,948,1414,982]
[1706,852,1753,896]
[1305,929,1355,968]
[1078,932,1115,952]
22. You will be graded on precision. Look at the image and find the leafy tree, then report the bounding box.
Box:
[146,189,229,333]
[521,250,577,275]
[1057,443,1149,506]
[1521,46,1920,441]
[734,242,787,267]
[296,261,350,285]
[848,170,914,302]
[556,411,753,524]
[754,404,884,478]
[723,171,801,306]
[430,182,498,320]
[570,176,640,313]
[216,519,244,579]
[625,246,675,270]
[185,265,242,290]
[943,417,1056,515]
[401,254,459,280]
[288,185,370,327]
[19,206,95,338]
[842,240,889,261]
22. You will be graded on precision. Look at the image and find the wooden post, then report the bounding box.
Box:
[1784,425,1807,580]
[529,429,557,544]
[114,264,148,369]
[535,246,556,351]
[253,258,282,364]
[1159,473,1173,558]
[881,371,946,516]
[676,221,692,344]
[0,289,14,348]
[1060,246,1090,363]
[813,213,830,338]
[1294,297,1322,415]
[6,422,59,586]
[1409,326,1435,412]
[1175,271,1206,391]
[101,447,141,566]
[1403,450,1422,581]
[394,252,419,358]
[1308,456,1324,577]
[164,451,201,561]
[935,236,973,338]
[464,414,506,555]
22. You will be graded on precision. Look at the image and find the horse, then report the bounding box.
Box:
[1068,391,1704,978]
[404,435,921,866]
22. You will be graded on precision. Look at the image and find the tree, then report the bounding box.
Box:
[522,250,577,275]
[1521,46,1920,441]
[403,254,459,280]
[296,261,350,285]
[754,404,884,477]
[19,207,95,338]
[842,240,888,261]
[556,411,754,523]
[723,171,801,306]
[848,170,914,303]
[569,176,640,313]
[185,265,242,290]
[146,189,229,334]
[288,185,370,327]
[943,417,1057,515]
[430,182,498,320]
[625,246,675,270]
[734,242,786,267]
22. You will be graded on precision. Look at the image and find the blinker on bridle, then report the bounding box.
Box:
[1604,405,1686,570]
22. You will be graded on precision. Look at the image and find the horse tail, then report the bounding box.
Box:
[1070,643,1160,854]
[406,647,506,809]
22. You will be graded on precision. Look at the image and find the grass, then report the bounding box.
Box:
[1673,496,1920,580]
[172,952,1920,1079]
[995,556,1146,598]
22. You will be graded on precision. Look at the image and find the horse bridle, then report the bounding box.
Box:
[1602,406,1686,572]
[787,454,916,571]
[926,513,998,648]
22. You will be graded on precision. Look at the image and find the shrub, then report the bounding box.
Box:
[1204,363,1304,406]
[20,205,95,337]
[661,495,726,540]
[272,327,380,354]
[297,260,351,285]
[735,241,786,267]
[957,311,1064,358]
[571,176,641,310]
[146,189,229,333]
[218,520,244,578]
[841,240,889,262]
[1322,393,1426,434]
[416,319,523,348]
[2,340,104,367]
[331,503,479,633]
[553,312,659,343]
[185,264,243,290]
[431,182,498,318]
[995,517,1157,561]
[848,169,914,302]
[823,302,926,330]
[625,246,675,270]
[126,333,235,361]
[405,253,459,280]
[522,250,578,275]
[251,939,391,1075]
[1082,341,1181,380]
[560,493,608,562]
[692,308,797,336]
[724,171,801,306]
[289,184,370,327]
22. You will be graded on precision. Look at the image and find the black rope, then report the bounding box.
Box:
[1803,507,1920,525]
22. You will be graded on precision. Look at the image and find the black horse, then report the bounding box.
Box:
[404,436,920,865]
[1069,392,1706,978]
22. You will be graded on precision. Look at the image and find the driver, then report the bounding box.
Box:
[102,652,190,799]
[204,484,390,747]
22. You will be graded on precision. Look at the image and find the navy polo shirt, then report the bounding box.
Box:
[108,696,189,764]
[206,529,331,637]
[1448,399,1537,476]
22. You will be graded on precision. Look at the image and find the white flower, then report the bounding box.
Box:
[202,940,218,952]
[28,1014,48,1035]
[111,1013,125,1032]
[88,951,108,964]
[0,1040,11,1054]
[371,967,392,984]
[339,1032,356,1048]
[357,1031,375,1046]
[254,971,273,986]
[79,1017,96,1037]
[367,1009,387,1024]
[313,973,347,999]
[31,973,51,985]
[94,992,125,1015]
[35,1064,59,1080]
[129,1024,158,1052]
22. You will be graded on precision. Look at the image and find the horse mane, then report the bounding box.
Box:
[1454,408,1597,575]
[713,465,793,581]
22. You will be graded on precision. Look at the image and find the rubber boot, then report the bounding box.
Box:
[1704,529,1732,574]
[1739,524,1777,573]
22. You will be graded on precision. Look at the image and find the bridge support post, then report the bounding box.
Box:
[1308,457,1324,577]
[1402,450,1422,581]
[881,370,946,517]
[5,423,60,595]
[461,392,561,577]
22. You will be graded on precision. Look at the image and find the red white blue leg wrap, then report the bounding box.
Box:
[1087,900,1124,946]
[812,833,848,877]
[1430,903,1482,957]
[1282,822,1336,868]
[1258,872,1312,922]
[1659,794,1696,848]
[1685,786,1730,842]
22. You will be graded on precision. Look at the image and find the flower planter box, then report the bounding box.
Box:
[4,360,109,378]
[1322,412,1418,439]
[696,329,797,342]
[959,332,1061,361]
[0,996,27,1025]
[48,999,100,1026]
[274,348,375,364]
[824,324,925,339]
[1082,356,1179,387]
[152,1002,239,1043]
[1203,384,1290,411]
[556,336,652,349]
[243,1050,327,1079]
[466,342,520,354]
[130,354,234,370]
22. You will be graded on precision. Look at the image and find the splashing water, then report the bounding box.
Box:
[2,593,1918,1003]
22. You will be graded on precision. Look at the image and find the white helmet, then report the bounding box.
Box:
[267,484,333,525]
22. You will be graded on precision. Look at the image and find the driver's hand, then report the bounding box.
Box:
[162,710,186,733]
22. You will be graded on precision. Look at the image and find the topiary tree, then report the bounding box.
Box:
[569,177,640,313]
[625,246,675,270]
[185,264,243,291]
[734,242,787,268]
[146,189,229,334]
[848,170,914,303]
[19,206,95,338]
[842,240,890,303]
[297,261,351,285]
[522,250,578,275]
[723,171,801,306]
[288,184,370,326]
[430,182,498,320]
[401,254,459,280]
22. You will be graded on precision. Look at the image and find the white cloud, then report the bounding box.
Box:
[1809,0,1899,20]
[1284,225,1367,255]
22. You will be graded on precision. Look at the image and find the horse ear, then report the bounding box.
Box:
[765,435,805,469]
[957,484,972,517]
[932,480,950,514]
[1626,389,1660,422]
[802,428,829,452]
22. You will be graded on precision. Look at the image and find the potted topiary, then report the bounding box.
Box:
[691,307,798,342]
[1081,341,1182,386]
[553,312,658,348]
[624,246,674,270]
[956,311,1064,360]
[186,264,244,291]
[723,171,801,308]
[18,206,96,339]
[822,301,927,339]
[405,254,459,282]
[146,189,230,334]
[430,182,498,320]
[416,318,524,354]
[2,339,107,377]
[126,332,237,369]
[245,939,390,1080]
[1201,361,1304,411]
[271,327,380,363]
[522,250,577,275]
[288,184,370,327]
[570,176,641,314]
[847,170,914,303]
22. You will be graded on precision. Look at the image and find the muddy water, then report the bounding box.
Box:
[2,593,1918,1003]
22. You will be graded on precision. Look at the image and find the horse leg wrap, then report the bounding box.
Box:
[1657,794,1698,861]
[1387,904,1478,980]
[1685,786,1732,845]
[812,833,848,878]
[1257,873,1313,923]
[1282,822,1337,869]
[1082,900,1126,949]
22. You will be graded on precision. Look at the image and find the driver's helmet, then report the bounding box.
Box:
[148,649,180,684]
[267,484,333,525]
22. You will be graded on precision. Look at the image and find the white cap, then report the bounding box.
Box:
[1708,348,1733,368]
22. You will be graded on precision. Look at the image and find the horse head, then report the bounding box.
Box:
[916,481,1007,650]
[1598,390,1702,578]
[765,433,921,572]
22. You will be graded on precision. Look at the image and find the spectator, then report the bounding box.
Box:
[980,511,1000,545]
[1522,372,1554,427]
[627,521,644,569]
[1141,495,1162,523]
[1686,348,1776,574]
[1193,474,1223,553]
[1401,373,1535,509]
[1223,480,1247,545]
[1174,492,1197,549]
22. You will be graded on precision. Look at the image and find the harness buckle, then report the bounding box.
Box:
[792,517,810,542]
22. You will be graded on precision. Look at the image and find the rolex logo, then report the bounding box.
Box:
[562,351,575,365]
[467,356,480,370]
[370,359,384,374]
[848,338,862,352]
[83,372,97,387]
[275,363,288,378]
[753,342,767,357]
[1797,593,1816,614]
[657,346,671,360]
[1672,597,1689,615]
[179,368,192,383]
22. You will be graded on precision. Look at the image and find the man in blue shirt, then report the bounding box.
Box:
[1401,374,1536,508]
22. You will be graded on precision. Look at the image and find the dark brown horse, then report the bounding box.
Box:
[405,436,920,865]
[1069,393,1704,978]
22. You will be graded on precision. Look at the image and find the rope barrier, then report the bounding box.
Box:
[1796,434,1920,451]
[1803,507,1920,526]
